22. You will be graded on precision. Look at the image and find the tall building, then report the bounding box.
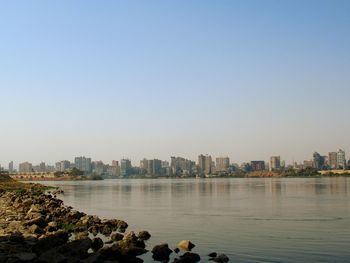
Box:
[55,160,71,172]
[39,162,46,172]
[120,159,132,177]
[112,160,119,167]
[270,156,281,171]
[216,157,230,172]
[74,156,92,174]
[170,156,195,176]
[92,161,106,175]
[328,152,337,169]
[337,149,346,169]
[198,154,212,175]
[251,161,265,171]
[8,161,14,173]
[19,162,33,173]
[313,152,324,170]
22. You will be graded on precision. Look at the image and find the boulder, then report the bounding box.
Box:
[138,230,151,241]
[111,233,124,241]
[91,237,104,252]
[173,252,200,263]
[211,254,229,263]
[178,240,195,251]
[152,243,172,262]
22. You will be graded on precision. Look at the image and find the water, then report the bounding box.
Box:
[42,178,350,263]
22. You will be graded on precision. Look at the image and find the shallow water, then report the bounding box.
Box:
[43,178,350,262]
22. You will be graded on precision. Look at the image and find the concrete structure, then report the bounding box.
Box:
[198,154,212,175]
[216,157,230,172]
[337,149,346,169]
[74,156,92,174]
[313,152,324,170]
[55,160,71,172]
[8,161,14,173]
[120,159,132,177]
[251,161,265,171]
[19,162,33,173]
[270,156,281,171]
[170,156,195,176]
[328,152,338,169]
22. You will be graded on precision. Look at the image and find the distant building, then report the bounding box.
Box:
[170,156,195,176]
[19,162,33,173]
[216,157,230,172]
[198,154,212,175]
[92,161,106,175]
[74,156,92,174]
[112,160,119,167]
[329,152,338,169]
[55,160,71,172]
[303,160,314,168]
[8,161,14,173]
[270,156,281,171]
[120,159,132,177]
[313,152,325,170]
[250,161,265,171]
[337,149,346,169]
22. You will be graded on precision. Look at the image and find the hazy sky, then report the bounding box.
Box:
[1,1,350,167]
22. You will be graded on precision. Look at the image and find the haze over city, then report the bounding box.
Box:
[1,1,350,165]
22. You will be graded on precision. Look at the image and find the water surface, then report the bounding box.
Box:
[43,178,350,262]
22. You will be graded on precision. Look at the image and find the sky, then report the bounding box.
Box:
[1,0,350,167]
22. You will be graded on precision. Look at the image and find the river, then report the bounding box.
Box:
[42,178,350,263]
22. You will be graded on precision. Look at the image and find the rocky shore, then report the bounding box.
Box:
[0,176,228,263]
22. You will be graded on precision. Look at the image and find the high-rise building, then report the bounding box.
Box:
[19,162,33,173]
[112,160,119,167]
[216,157,230,172]
[170,157,195,176]
[55,160,71,172]
[74,156,92,174]
[120,159,132,177]
[337,149,346,169]
[251,161,265,171]
[8,161,14,173]
[198,154,212,175]
[270,156,281,171]
[328,152,337,169]
[313,152,325,170]
[92,161,106,175]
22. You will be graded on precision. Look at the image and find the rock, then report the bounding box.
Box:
[25,215,47,228]
[152,243,173,262]
[46,221,58,232]
[111,232,124,241]
[38,249,67,263]
[88,225,98,236]
[101,225,112,236]
[173,252,201,263]
[28,224,43,235]
[208,252,217,258]
[211,254,229,263]
[178,240,195,251]
[174,248,180,253]
[91,237,104,252]
[13,252,37,261]
[138,230,151,241]
[75,231,89,240]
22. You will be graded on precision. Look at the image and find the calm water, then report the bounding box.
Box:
[42,178,350,263]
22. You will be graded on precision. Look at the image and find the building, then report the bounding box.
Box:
[270,156,281,171]
[313,152,325,170]
[337,149,346,169]
[328,152,337,169]
[250,161,265,171]
[8,161,14,173]
[92,161,106,175]
[120,159,132,177]
[170,156,195,176]
[112,160,119,167]
[19,162,33,173]
[55,160,71,172]
[197,154,212,175]
[74,156,92,174]
[216,157,230,172]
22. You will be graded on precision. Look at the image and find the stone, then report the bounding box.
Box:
[138,230,151,241]
[13,252,37,261]
[211,254,229,263]
[208,252,217,258]
[174,252,201,263]
[152,243,173,262]
[28,224,43,235]
[178,240,195,251]
[111,233,124,241]
[91,237,104,252]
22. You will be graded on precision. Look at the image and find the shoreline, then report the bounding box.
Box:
[0,176,225,263]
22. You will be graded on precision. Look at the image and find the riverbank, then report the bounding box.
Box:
[0,175,226,263]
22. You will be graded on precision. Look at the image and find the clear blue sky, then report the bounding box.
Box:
[1,0,349,166]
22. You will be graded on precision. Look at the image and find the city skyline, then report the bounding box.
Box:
[1,1,350,165]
